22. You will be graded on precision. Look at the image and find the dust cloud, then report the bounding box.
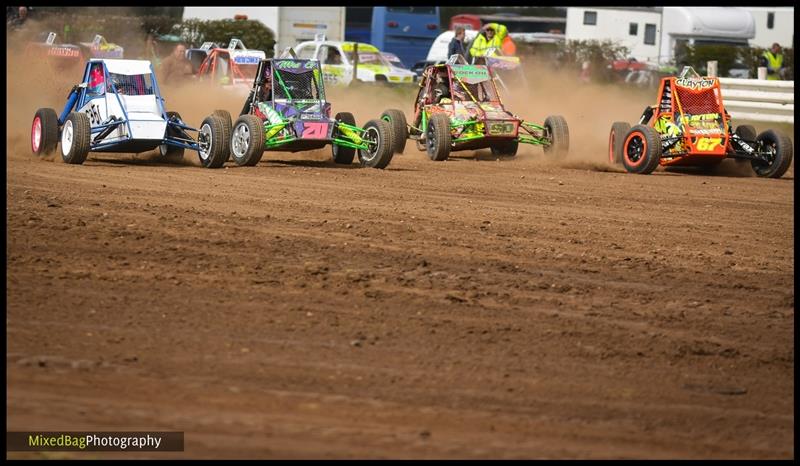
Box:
[7,27,791,176]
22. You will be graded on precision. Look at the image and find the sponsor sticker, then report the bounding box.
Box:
[452,65,490,84]
[233,55,261,64]
[675,77,716,89]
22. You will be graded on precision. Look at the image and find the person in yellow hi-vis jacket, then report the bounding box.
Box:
[760,43,785,80]
[469,23,506,58]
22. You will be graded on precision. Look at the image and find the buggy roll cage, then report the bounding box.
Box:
[237,51,373,152]
[57,60,201,152]
[410,62,550,147]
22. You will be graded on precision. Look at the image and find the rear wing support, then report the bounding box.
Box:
[279,47,298,58]
[446,54,469,65]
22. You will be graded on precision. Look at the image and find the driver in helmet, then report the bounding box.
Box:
[88,63,105,94]
[260,63,273,101]
[433,71,451,103]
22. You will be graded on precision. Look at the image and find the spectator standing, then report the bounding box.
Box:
[159,44,193,85]
[448,26,469,62]
[760,42,785,80]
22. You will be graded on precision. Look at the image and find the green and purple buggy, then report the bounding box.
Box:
[197,53,394,169]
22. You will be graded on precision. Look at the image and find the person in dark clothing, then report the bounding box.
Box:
[447,26,469,62]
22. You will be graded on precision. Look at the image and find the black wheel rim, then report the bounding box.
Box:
[626,135,644,163]
[426,123,436,153]
[753,141,777,173]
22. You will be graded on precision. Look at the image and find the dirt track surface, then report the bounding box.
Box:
[5,43,795,458]
[7,142,794,458]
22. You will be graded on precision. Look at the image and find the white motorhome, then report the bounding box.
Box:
[741,7,794,49]
[182,7,346,55]
[659,7,754,66]
[566,7,756,66]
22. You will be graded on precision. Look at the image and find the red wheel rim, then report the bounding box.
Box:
[31,116,42,153]
[623,131,647,168]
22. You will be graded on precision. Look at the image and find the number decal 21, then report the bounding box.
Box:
[302,122,328,139]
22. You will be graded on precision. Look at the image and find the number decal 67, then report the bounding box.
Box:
[695,138,721,151]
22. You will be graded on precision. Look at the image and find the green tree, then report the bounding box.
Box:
[174,19,275,57]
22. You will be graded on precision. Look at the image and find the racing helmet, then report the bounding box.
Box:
[108,73,124,93]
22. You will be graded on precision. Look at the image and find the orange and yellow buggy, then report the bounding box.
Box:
[608,67,792,178]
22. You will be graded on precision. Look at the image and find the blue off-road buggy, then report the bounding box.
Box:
[30,58,227,164]
[196,51,394,169]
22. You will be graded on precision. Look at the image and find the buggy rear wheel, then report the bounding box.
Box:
[735,125,757,142]
[490,139,519,157]
[61,112,91,165]
[358,119,394,169]
[543,115,569,157]
[332,112,357,165]
[231,115,266,166]
[32,108,59,155]
[159,111,186,161]
[381,109,408,154]
[197,114,229,169]
[213,110,233,147]
[621,125,661,174]
[752,130,793,178]
[608,122,630,164]
[426,113,451,161]
[734,125,758,167]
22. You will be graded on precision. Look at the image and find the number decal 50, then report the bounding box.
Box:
[696,138,721,151]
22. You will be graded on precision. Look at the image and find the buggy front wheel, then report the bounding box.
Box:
[490,139,519,157]
[332,112,357,165]
[230,115,265,166]
[621,125,661,174]
[213,109,233,159]
[426,113,451,161]
[543,115,569,157]
[752,130,793,178]
[197,114,229,169]
[381,109,408,154]
[61,112,91,165]
[358,119,394,169]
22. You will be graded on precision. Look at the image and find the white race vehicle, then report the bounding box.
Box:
[293,34,416,85]
[30,58,228,165]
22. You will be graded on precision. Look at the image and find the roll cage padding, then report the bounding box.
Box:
[639,106,655,125]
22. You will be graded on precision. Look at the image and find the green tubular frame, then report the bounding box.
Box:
[416,109,553,147]
[333,121,370,150]
[518,121,550,146]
